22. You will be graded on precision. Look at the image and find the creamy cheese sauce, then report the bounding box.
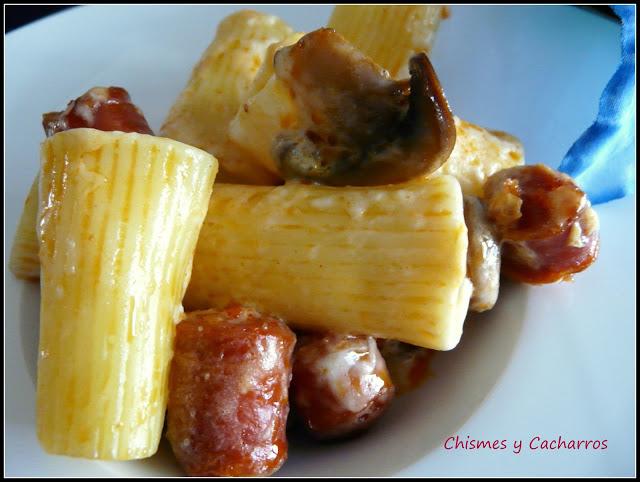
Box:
[74,103,95,126]
[314,337,385,413]
[566,221,584,248]
[309,196,337,210]
[345,198,369,220]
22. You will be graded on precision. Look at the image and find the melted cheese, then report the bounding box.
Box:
[566,221,585,248]
[315,337,385,413]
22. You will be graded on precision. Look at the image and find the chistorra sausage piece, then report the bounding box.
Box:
[9,87,153,283]
[377,339,434,395]
[484,164,599,284]
[167,306,296,477]
[42,86,153,136]
[291,332,394,440]
[463,196,501,312]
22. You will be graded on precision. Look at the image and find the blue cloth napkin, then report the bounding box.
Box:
[558,5,636,204]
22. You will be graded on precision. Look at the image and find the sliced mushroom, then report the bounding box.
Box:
[463,196,501,312]
[272,28,456,186]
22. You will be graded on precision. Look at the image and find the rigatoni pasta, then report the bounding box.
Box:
[9,176,40,280]
[36,129,217,460]
[160,10,293,184]
[425,117,524,197]
[328,5,449,78]
[184,176,472,350]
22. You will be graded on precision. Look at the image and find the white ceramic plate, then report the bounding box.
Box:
[5,5,635,477]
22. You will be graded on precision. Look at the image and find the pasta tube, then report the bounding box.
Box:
[184,176,472,350]
[427,117,524,198]
[160,10,293,184]
[328,5,449,78]
[36,129,217,460]
[9,176,40,280]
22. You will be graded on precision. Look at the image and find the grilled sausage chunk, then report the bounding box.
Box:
[291,332,394,440]
[167,306,296,477]
[484,164,599,284]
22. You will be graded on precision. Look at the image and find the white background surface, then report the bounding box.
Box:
[4,5,636,477]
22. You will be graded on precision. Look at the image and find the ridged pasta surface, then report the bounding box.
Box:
[328,5,448,78]
[160,10,292,183]
[36,129,217,460]
[425,117,524,197]
[185,176,471,350]
[9,176,40,280]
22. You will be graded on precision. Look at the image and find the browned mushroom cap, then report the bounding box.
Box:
[272,28,456,186]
